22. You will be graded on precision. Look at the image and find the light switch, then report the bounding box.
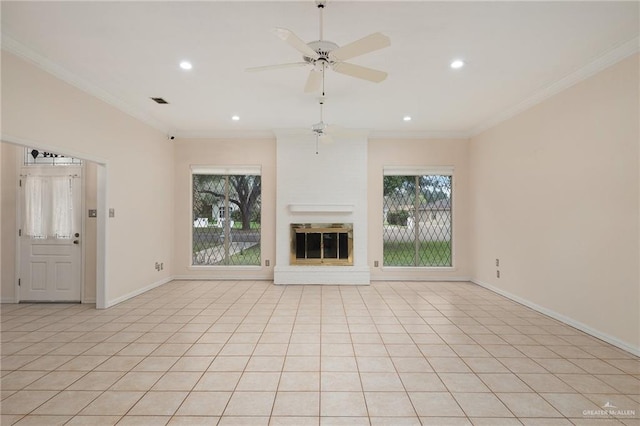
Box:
[88,209,97,218]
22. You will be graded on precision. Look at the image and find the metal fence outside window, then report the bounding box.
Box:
[192,174,261,266]
[383,174,452,267]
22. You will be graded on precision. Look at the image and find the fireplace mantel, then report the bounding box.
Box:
[288,204,354,214]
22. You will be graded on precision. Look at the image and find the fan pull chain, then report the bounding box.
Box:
[317,1,325,41]
[322,63,326,97]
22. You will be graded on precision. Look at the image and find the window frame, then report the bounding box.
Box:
[189,165,262,270]
[382,166,455,270]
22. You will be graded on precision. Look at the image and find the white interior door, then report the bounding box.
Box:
[19,166,82,302]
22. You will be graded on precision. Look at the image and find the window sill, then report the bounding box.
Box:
[381,266,457,272]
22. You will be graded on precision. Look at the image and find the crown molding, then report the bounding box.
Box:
[2,35,169,135]
[369,130,471,140]
[273,127,371,138]
[174,130,276,140]
[177,129,470,140]
[470,36,640,137]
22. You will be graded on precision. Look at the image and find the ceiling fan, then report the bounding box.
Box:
[312,95,334,148]
[246,1,391,93]
[309,95,361,153]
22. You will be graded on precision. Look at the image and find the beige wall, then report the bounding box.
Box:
[173,137,470,282]
[1,143,18,302]
[368,138,471,281]
[83,161,98,302]
[470,54,639,353]
[1,51,174,307]
[173,138,276,279]
[0,142,2,300]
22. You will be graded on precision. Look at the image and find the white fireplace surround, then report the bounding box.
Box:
[274,131,370,285]
[288,204,354,214]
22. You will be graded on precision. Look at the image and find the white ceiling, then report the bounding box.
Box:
[2,1,638,139]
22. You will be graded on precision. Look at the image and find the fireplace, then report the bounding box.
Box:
[290,223,353,266]
[274,131,369,285]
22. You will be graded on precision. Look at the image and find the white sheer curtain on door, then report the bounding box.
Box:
[24,175,75,239]
[24,176,47,238]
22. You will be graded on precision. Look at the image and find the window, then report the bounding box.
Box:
[383,168,452,267]
[24,148,82,166]
[192,167,261,266]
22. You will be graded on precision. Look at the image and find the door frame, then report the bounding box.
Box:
[17,159,85,302]
[4,135,108,308]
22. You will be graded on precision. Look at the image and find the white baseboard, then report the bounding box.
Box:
[82,298,96,304]
[173,274,273,281]
[104,276,174,309]
[472,279,640,357]
[371,275,471,282]
[2,296,95,304]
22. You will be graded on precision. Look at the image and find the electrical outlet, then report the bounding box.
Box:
[497,270,500,278]
[155,262,159,271]
[160,262,164,271]
[109,208,115,218]
[374,260,379,267]
[265,260,270,267]
[496,258,499,267]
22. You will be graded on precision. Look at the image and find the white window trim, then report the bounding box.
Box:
[191,165,261,176]
[383,165,454,176]
[190,166,262,268]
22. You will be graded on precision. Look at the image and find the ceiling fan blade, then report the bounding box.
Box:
[304,70,322,93]
[329,32,390,61]
[245,62,308,72]
[272,27,319,60]
[318,133,334,144]
[324,124,341,135]
[332,62,388,83]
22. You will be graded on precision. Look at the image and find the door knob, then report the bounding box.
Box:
[73,240,79,245]
[75,233,80,237]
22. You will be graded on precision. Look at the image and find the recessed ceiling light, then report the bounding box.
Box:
[450,59,465,69]
[403,116,412,122]
[179,61,193,70]
[231,115,240,121]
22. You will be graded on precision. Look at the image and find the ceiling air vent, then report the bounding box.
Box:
[150,97,169,104]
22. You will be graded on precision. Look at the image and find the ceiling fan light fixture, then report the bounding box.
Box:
[231,115,240,121]
[179,61,193,70]
[311,121,327,133]
[403,115,412,122]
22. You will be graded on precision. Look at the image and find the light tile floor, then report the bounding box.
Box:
[1,281,639,425]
